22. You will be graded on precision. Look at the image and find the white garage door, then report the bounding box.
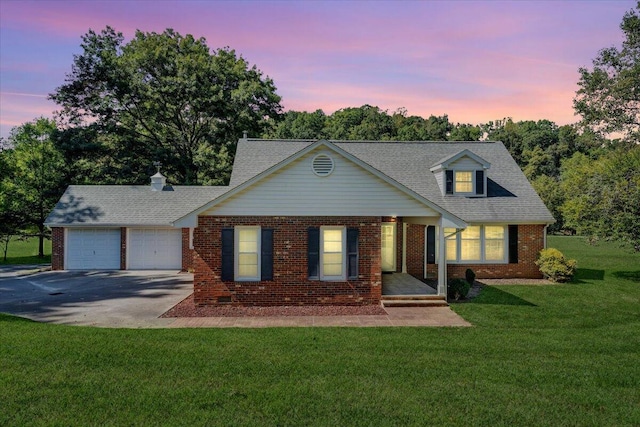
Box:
[128,228,182,270]
[66,228,121,270]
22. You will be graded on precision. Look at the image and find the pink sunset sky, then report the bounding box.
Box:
[0,0,634,139]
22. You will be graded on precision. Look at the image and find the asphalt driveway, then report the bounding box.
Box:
[0,268,193,327]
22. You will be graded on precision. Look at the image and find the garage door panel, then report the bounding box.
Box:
[66,229,121,270]
[129,229,182,270]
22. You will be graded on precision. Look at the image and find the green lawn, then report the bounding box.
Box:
[1,236,639,426]
[0,237,51,265]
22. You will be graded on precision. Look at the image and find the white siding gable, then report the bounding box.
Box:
[449,156,483,169]
[204,148,438,217]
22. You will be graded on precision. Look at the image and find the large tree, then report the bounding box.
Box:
[50,27,282,185]
[2,118,65,258]
[561,147,640,251]
[574,2,640,143]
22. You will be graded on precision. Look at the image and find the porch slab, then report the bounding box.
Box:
[382,273,437,296]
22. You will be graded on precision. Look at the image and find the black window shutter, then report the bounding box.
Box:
[508,225,518,264]
[221,228,234,281]
[426,226,436,264]
[476,170,485,195]
[445,170,453,194]
[308,227,320,279]
[347,228,359,279]
[261,229,273,281]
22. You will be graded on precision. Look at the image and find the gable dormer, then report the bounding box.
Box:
[430,149,490,197]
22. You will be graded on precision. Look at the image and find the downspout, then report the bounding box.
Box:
[543,224,549,249]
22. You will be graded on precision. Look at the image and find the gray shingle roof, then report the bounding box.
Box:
[45,185,227,227]
[229,139,554,224]
[47,139,554,227]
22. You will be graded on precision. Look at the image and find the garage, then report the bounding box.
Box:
[128,228,182,270]
[66,228,121,270]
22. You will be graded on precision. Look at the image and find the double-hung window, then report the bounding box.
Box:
[308,226,359,281]
[321,227,345,280]
[221,227,273,282]
[455,171,474,193]
[444,225,506,263]
[236,227,260,280]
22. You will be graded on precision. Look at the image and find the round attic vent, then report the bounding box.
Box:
[312,154,334,176]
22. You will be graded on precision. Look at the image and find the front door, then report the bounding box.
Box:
[381,223,396,272]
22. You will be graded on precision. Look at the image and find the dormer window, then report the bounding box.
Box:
[433,149,490,197]
[455,171,473,193]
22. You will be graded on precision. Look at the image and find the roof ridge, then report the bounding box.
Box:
[245,138,498,144]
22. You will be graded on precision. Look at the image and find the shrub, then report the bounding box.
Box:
[465,268,476,285]
[535,248,577,282]
[448,278,471,301]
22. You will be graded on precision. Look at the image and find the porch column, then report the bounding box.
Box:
[438,219,447,297]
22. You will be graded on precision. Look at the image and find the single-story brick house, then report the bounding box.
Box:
[45,138,554,305]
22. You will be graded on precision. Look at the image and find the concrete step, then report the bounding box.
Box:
[381,297,448,308]
[382,294,444,301]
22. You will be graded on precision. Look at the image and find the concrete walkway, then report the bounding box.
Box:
[166,307,471,328]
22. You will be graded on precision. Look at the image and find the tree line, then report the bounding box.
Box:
[1,2,638,257]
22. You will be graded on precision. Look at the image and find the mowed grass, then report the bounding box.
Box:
[1,236,639,426]
[0,237,51,265]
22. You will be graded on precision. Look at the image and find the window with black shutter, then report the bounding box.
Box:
[261,229,274,281]
[508,225,518,264]
[221,228,234,281]
[476,170,485,195]
[347,228,359,279]
[308,227,320,279]
[426,226,436,264]
[445,170,454,194]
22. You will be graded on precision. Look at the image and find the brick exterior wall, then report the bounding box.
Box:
[425,224,545,279]
[193,216,382,306]
[406,223,426,278]
[120,227,127,270]
[181,228,194,272]
[51,227,64,270]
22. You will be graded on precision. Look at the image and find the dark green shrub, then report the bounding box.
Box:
[535,248,577,282]
[465,268,476,285]
[448,278,471,301]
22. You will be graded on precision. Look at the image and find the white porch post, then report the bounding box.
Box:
[438,218,447,297]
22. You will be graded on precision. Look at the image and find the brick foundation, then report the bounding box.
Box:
[51,227,64,270]
[193,216,382,306]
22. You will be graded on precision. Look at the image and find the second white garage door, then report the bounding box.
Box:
[128,229,182,270]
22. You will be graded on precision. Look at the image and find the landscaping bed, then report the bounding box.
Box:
[161,294,387,317]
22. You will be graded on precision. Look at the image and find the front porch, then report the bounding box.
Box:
[381,273,447,307]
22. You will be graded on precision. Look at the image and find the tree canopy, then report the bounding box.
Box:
[574,2,640,143]
[50,27,282,185]
[0,118,65,258]
[560,146,640,251]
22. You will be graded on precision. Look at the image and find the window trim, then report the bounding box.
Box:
[234,226,261,281]
[441,225,508,264]
[454,170,474,194]
[320,226,347,281]
[446,168,487,197]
